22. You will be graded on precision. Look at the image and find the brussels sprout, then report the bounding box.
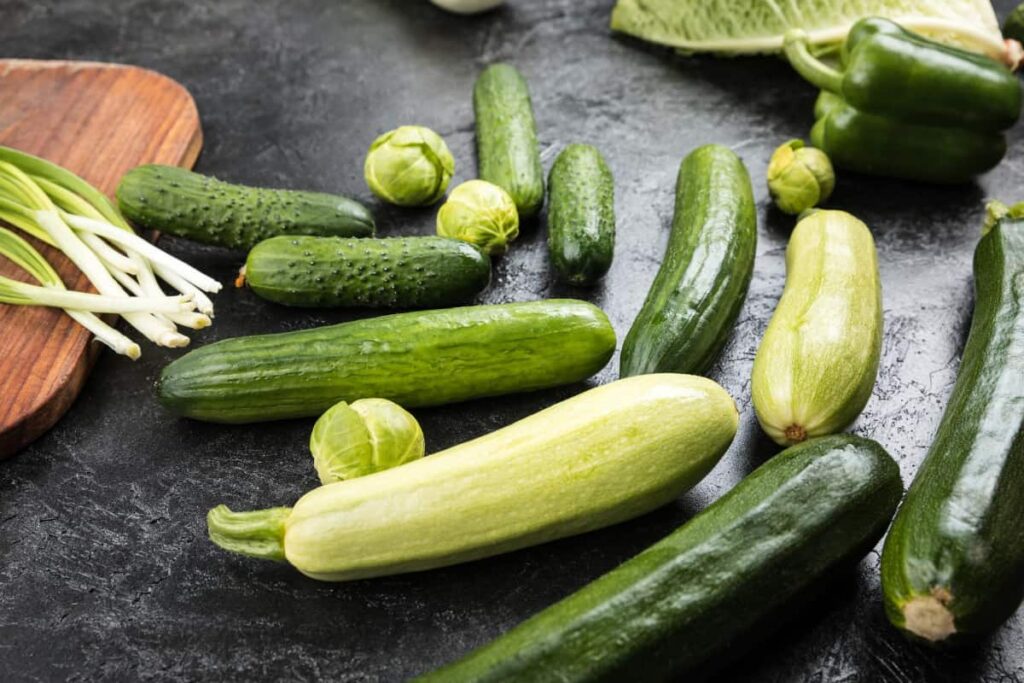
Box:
[436,180,519,255]
[766,139,835,215]
[309,398,425,484]
[364,126,455,207]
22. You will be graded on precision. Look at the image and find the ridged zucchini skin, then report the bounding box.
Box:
[880,214,1024,643]
[116,164,375,250]
[274,374,738,581]
[158,300,615,423]
[619,144,756,376]
[420,435,902,682]
[244,236,491,309]
[474,64,544,218]
[547,144,615,285]
[752,210,882,446]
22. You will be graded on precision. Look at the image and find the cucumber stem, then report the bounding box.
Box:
[784,424,808,443]
[902,588,957,642]
[207,505,291,562]
[783,30,844,94]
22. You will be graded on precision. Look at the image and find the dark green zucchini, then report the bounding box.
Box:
[547,144,615,285]
[474,64,544,218]
[419,435,902,682]
[116,165,375,250]
[620,144,757,377]
[158,300,616,423]
[243,236,490,309]
[880,204,1024,643]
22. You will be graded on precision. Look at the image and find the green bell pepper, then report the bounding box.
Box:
[784,17,1020,184]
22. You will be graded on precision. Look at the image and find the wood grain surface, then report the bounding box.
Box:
[0,59,202,459]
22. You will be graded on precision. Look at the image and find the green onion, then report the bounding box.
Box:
[0,145,221,357]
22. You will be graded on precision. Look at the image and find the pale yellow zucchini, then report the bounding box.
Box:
[208,374,739,581]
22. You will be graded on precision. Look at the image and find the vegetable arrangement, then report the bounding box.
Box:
[7,1,1024,678]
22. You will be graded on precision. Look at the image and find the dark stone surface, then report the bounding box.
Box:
[1,0,1023,680]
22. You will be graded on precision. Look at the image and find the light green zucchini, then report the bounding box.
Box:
[752,209,882,445]
[207,374,739,581]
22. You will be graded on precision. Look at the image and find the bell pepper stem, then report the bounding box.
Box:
[784,30,844,94]
[207,504,291,562]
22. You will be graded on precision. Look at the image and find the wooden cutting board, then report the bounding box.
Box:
[0,59,202,459]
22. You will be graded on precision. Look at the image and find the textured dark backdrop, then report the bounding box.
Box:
[1,1,1022,681]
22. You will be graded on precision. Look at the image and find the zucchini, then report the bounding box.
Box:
[207,374,739,581]
[752,210,882,446]
[242,235,491,309]
[619,144,757,376]
[116,164,375,250]
[420,435,902,682]
[474,64,544,218]
[880,205,1024,643]
[158,299,615,423]
[547,144,615,285]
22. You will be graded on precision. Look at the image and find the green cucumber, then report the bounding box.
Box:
[208,374,739,581]
[420,435,902,682]
[547,144,615,285]
[620,144,756,376]
[474,64,544,218]
[158,299,616,423]
[880,205,1024,643]
[243,236,490,309]
[116,164,375,250]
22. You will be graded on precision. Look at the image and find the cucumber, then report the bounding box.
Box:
[880,206,1024,643]
[116,164,375,250]
[752,210,882,446]
[474,64,544,218]
[243,236,491,309]
[620,144,756,376]
[420,435,902,682]
[207,374,739,581]
[547,144,615,285]
[158,299,616,423]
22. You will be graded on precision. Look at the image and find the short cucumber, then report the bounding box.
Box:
[620,144,757,376]
[752,210,882,446]
[420,435,902,682]
[158,300,616,423]
[880,206,1024,643]
[116,164,375,250]
[547,144,615,285]
[243,236,491,309]
[474,64,544,218]
[208,374,739,581]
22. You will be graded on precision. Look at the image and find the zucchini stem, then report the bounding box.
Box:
[902,589,957,642]
[207,505,291,562]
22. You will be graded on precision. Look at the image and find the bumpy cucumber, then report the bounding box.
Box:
[158,300,616,423]
[117,164,375,250]
[547,144,615,285]
[881,207,1024,643]
[474,64,544,218]
[420,435,902,682]
[243,236,490,309]
[620,144,757,376]
[208,374,739,581]
[752,210,882,446]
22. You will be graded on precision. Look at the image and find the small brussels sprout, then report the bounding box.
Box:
[767,139,835,215]
[364,125,455,207]
[436,180,519,255]
[309,398,425,484]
